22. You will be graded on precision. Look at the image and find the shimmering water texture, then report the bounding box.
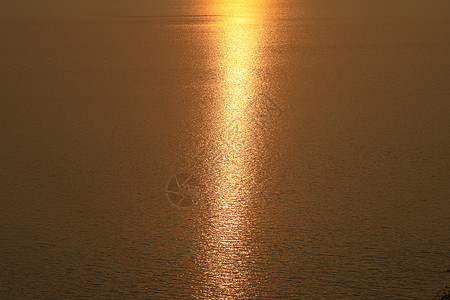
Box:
[166,93,281,209]
[1,0,449,299]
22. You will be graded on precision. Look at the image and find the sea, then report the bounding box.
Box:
[1,0,449,298]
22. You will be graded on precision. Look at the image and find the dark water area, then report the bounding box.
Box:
[1,1,449,298]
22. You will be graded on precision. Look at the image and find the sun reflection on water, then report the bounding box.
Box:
[195,0,269,298]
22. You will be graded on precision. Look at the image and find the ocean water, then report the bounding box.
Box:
[1,1,449,298]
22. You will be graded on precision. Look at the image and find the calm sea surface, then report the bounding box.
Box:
[1,1,449,298]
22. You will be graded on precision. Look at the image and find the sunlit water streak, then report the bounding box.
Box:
[193,0,271,298]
